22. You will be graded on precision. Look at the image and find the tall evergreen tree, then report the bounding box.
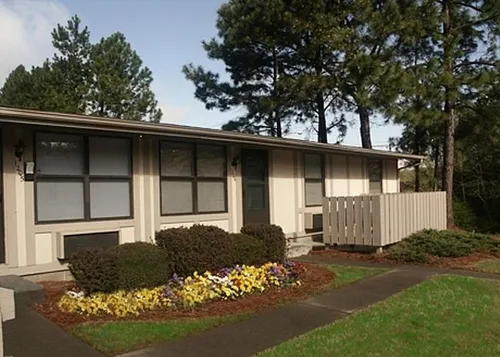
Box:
[88,32,162,122]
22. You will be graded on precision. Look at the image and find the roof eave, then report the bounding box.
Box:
[0,107,424,161]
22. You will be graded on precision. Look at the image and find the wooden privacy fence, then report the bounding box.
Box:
[322,191,447,247]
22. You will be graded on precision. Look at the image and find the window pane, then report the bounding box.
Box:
[197,145,225,177]
[36,181,84,221]
[90,181,131,218]
[198,181,225,212]
[161,180,193,214]
[305,154,323,179]
[36,133,84,175]
[160,142,193,177]
[305,181,323,206]
[368,160,382,181]
[89,137,131,176]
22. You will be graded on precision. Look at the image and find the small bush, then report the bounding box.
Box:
[231,233,267,266]
[155,227,191,250]
[110,242,172,290]
[156,225,236,276]
[69,249,119,294]
[386,229,500,263]
[241,224,286,263]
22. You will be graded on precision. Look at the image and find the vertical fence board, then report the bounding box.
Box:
[330,198,338,243]
[338,197,346,245]
[322,197,331,244]
[362,195,371,244]
[346,197,354,244]
[354,196,363,244]
[372,195,382,246]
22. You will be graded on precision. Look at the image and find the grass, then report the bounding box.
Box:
[70,264,384,356]
[473,258,500,274]
[260,275,500,357]
[71,314,244,356]
[326,265,387,287]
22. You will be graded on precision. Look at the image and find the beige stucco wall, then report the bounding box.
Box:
[0,122,400,277]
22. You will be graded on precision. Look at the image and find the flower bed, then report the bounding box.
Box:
[59,261,305,317]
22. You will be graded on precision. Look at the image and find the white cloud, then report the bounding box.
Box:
[157,101,188,124]
[0,0,70,86]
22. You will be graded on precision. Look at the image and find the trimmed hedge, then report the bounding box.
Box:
[156,225,236,276]
[69,242,172,294]
[241,223,287,263]
[69,249,119,294]
[386,229,500,263]
[231,233,267,266]
[110,242,172,290]
[155,223,286,276]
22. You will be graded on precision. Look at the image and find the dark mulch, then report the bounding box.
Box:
[313,249,500,270]
[34,263,335,330]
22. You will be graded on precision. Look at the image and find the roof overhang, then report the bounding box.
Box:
[0,107,424,161]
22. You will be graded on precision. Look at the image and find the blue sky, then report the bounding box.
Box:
[0,0,402,147]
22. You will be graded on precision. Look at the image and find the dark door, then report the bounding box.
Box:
[241,149,270,225]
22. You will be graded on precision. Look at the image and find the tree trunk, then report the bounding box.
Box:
[432,143,440,191]
[358,106,372,149]
[414,125,424,192]
[442,0,455,228]
[317,94,328,143]
[276,110,282,138]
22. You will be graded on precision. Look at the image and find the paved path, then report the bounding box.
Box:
[119,268,433,357]
[3,305,105,357]
[5,255,499,357]
[296,254,500,281]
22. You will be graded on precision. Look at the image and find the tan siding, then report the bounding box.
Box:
[330,154,348,196]
[270,149,296,235]
[347,156,364,196]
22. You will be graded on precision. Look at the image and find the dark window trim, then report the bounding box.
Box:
[34,131,134,224]
[159,140,228,216]
[304,152,325,207]
[368,159,383,194]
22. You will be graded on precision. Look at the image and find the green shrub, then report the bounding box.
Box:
[110,242,172,290]
[386,229,500,263]
[231,233,267,266]
[69,249,119,294]
[155,227,191,250]
[156,225,236,276]
[241,224,286,263]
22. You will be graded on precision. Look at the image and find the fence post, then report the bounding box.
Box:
[372,195,382,247]
[322,197,330,244]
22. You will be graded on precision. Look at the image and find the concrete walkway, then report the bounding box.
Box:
[3,305,105,357]
[5,255,498,357]
[119,268,433,357]
[296,254,500,281]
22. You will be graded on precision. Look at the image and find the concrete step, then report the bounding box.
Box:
[0,275,44,313]
[287,242,325,258]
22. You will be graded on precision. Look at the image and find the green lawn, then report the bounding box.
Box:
[326,265,387,287]
[71,315,244,356]
[71,264,384,356]
[260,275,500,357]
[473,258,500,274]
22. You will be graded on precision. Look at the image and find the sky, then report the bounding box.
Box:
[0,0,403,148]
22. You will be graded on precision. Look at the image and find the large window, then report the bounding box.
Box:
[368,159,383,194]
[304,153,325,207]
[160,141,227,215]
[35,133,132,223]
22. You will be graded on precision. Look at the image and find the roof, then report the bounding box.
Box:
[0,107,424,160]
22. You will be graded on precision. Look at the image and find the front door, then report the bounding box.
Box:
[241,149,270,225]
